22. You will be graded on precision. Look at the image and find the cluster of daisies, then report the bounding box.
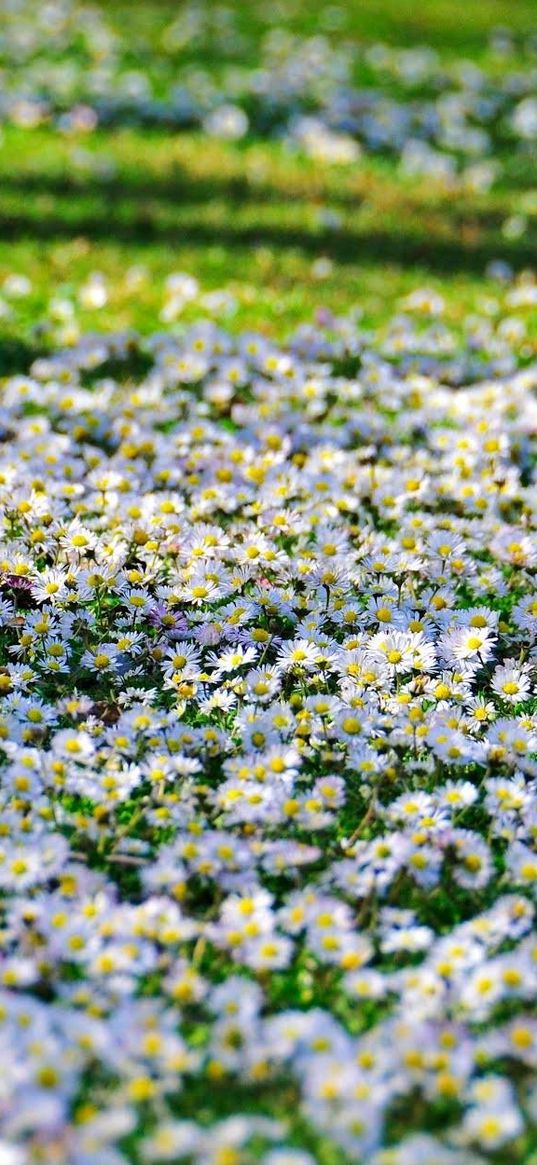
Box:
[0,287,535,1164]
[2,0,537,180]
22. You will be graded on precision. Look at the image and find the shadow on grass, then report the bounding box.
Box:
[0,166,521,221]
[0,337,47,376]
[0,191,535,277]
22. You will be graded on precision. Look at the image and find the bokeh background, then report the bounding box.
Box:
[0,0,536,352]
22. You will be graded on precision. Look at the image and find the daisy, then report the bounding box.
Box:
[276,639,322,672]
[440,625,496,666]
[31,568,69,604]
[491,660,532,705]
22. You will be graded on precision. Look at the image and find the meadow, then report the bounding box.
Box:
[0,2,537,1163]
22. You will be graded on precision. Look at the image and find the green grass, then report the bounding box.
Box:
[1,0,536,356]
[89,0,537,63]
[1,127,536,347]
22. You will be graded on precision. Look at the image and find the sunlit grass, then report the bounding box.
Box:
[1,126,536,347]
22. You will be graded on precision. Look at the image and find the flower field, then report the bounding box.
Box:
[1,2,537,1164]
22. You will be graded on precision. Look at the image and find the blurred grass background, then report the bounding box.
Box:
[0,0,536,342]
